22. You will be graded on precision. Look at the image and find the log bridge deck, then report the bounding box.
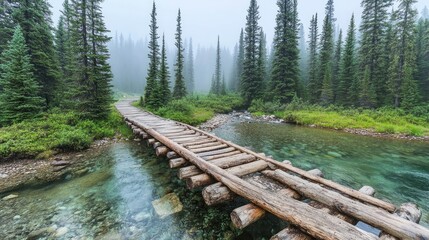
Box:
[116,99,429,240]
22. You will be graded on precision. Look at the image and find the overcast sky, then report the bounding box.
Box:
[49,0,428,50]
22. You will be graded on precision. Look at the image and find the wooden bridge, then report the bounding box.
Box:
[116,99,429,240]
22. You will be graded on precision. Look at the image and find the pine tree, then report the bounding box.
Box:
[55,16,67,77]
[211,36,222,95]
[86,0,113,118]
[0,0,16,56]
[173,9,187,99]
[320,66,334,106]
[220,74,227,95]
[359,0,393,106]
[258,28,268,92]
[0,26,44,125]
[144,2,160,108]
[317,0,335,104]
[298,23,308,86]
[270,0,299,103]
[307,14,319,102]
[159,35,171,106]
[13,0,60,107]
[415,18,429,102]
[185,38,195,94]
[388,0,418,108]
[231,29,244,92]
[359,66,377,108]
[241,0,263,106]
[332,29,342,103]
[401,62,420,110]
[338,15,357,106]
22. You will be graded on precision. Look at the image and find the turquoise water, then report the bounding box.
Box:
[213,119,429,227]
[1,119,428,239]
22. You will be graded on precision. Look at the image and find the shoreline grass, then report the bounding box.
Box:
[0,108,132,161]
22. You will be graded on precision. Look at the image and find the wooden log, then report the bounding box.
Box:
[169,133,202,141]
[379,203,422,240]
[191,144,229,154]
[167,151,178,159]
[230,169,324,230]
[263,169,429,239]
[203,150,242,160]
[127,118,379,240]
[178,154,256,179]
[182,138,217,147]
[170,151,243,169]
[186,160,269,189]
[153,142,163,148]
[147,138,156,146]
[202,183,236,206]
[197,147,237,158]
[270,228,312,240]
[140,131,149,139]
[174,136,209,144]
[187,141,223,150]
[156,146,169,156]
[184,123,396,213]
[163,130,196,137]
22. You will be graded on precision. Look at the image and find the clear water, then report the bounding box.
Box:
[213,119,429,227]
[1,119,428,240]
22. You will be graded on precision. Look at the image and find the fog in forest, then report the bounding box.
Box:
[49,0,428,94]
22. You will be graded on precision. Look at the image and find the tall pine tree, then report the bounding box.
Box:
[359,0,393,106]
[159,34,171,106]
[415,17,429,102]
[307,14,319,102]
[0,0,16,56]
[0,26,44,125]
[317,0,335,104]
[173,9,187,99]
[144,2,160,108]
[241,0,263,106]
[270,0,299,103]
[231,29,244,92]
[13,0,59,107]
[338,15,357,106]
[332,29,342,103]
[211,36,222,95]
[185,38,195,94]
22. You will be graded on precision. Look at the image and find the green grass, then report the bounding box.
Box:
[281,107,429,137]
[136,94,244,126]
[0,108,132,161]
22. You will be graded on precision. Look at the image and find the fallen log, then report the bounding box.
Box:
[379,203,422,240]
[128,119,379,239]
[153,142,163,148]
[230,169,324,230]
[184,123,396,213]
[270,228,312,240]
[187,160,269,189]
[156,146,169,156]
[147,138,156,146]
[263,169,429,239]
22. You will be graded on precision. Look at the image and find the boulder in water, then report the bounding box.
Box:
[327,151,342,158]
[2,194,18,200]
[152,193,183,218]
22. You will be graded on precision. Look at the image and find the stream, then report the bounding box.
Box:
[1,116,428,239]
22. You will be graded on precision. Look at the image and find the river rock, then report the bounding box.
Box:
[151,193,183,218]
[55,227,68,237]
[51,161,70,167]
[28,228,49,239]
[2,194,18,200]
[133,212,151,222]
[13,215,21,220]
[327,151,342,158]
[0,173,8,178]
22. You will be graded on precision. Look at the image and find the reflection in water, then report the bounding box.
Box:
[213,119,429,227]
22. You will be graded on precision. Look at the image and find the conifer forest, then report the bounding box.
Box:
[1,1,429,239]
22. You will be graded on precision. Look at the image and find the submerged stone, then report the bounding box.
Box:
[327,151,342,158]
[133,212,151,222]
[55,227,68,237]
[151,193,183,218]
[2,194,18,200]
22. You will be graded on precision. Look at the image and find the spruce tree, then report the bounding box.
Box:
[13,0,59,107]
[359,0,393,106]
[159,35,171,106]
[320,66,334,106]
[270,0,299,103]
[359,66,377,108]
[86,0,113,118]
[173,9,187,99]
[221,74,227,95]
[0,26,44,125]
[0,0,16,56]
[211,36,222,95]
[388,0,418,108]
[332,29,342,103]
[231,29,244,92]
[298,23,308,86]
[258,28,268,92]
[338,15,357,106]
[307,14,319,102]
[185,38,195,94]
[317,0,335,104]
[144,2,160,108]
[415,18,429,102]
[241,0,263,106]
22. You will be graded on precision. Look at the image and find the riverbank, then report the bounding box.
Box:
[0,139,123,194]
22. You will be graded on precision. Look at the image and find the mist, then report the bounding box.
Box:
[49,0,429,93]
